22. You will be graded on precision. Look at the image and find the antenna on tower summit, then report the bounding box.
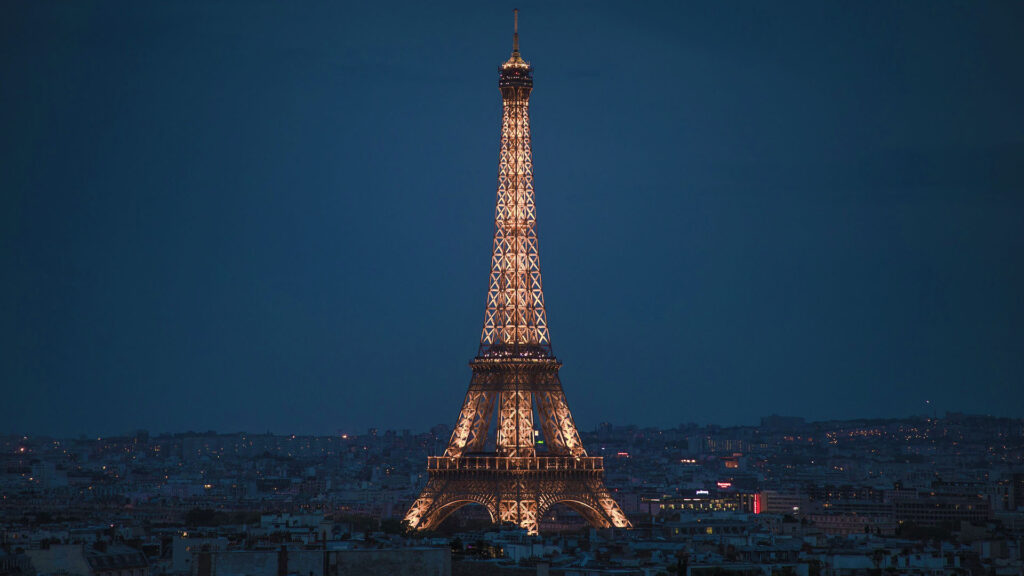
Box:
[513,9,519,53]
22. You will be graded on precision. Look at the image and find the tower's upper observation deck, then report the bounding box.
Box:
[499,9,533,90]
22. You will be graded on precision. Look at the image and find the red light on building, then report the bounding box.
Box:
[754,493,763,514]
[616,451,630,458]
[717,481,732,489]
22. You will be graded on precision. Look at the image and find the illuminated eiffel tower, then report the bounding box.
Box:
[404,11,631,535]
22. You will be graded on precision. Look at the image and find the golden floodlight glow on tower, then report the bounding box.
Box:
[404,10,631,535]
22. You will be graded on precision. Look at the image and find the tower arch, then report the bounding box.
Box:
[418,498,498,531]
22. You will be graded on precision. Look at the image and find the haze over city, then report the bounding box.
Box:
[3,1,1022,437]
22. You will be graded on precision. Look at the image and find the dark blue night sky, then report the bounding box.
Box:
[2,2,1022,436]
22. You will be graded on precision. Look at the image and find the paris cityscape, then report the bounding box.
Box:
[3,414,1024,575]
[3,2,1023,576]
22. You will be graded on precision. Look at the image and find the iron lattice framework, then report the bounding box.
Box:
[405,12,631,535]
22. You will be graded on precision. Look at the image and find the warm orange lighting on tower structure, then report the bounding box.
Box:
[404,11,631,535]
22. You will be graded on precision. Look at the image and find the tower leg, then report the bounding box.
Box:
[445,389,496,457]
[594,486,632,528]
[404,476,499,531]
[534,389,586,457]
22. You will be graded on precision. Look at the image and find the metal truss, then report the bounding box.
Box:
[534,389,586,458]
[496,389,535,456]
[479,25,549,358]
[405,13,631,535]
[444,390,495,458]
[404,458,630,535]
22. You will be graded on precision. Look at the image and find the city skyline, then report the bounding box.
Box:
[5,394,1021,574]
[3,2,1024,437]
[4,409,1022,443]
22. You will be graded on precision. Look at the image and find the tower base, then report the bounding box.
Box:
[404,456,631,535]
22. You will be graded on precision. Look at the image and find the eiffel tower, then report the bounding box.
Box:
[404,11,631,535]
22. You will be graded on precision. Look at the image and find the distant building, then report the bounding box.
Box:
[26,544,147,576]
[893,494,990,526]
[191,547,448,576]
[29,462,68,489]
[172,536,228,574]
[806,513,898,536]
[0,550,31,576]
[1013,472,1024,510]
[651,492,759,515]
[760,415,806,430]
[761,490,812,516]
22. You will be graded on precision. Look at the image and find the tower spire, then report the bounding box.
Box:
[503,9,529,69]
[513,8,519,53]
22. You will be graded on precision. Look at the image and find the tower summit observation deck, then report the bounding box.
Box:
[404,10,631,535]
